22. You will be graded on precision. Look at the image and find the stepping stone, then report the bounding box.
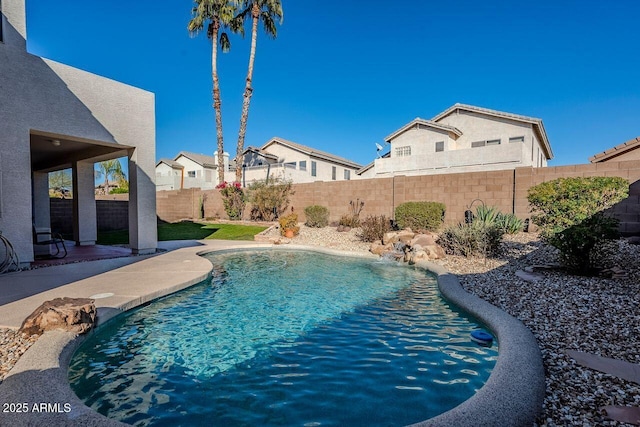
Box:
[515,270,543,282]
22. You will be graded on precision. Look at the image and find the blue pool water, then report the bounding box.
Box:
[69,250,498,426]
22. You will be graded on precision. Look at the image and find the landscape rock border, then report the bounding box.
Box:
[0,244,544,426]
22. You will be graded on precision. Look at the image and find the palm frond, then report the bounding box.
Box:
[219,32,231,53]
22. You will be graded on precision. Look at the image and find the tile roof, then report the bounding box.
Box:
[589,136,640,163]
[175,151,218,168]
[261,137,363,169]
[243,146,279,161]
[384,118,463,142]
[156,158,184,169]
[432,103,554,160]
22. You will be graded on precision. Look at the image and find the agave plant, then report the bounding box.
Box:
[474,205,502,225]
[499,213,524,234]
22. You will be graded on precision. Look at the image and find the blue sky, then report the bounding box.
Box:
[26,0,639,168]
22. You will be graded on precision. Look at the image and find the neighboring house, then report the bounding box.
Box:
[155,151,229,191]
[589,136,640,163]
[242,137,363,184]
[0,0,157,264]
[359,103,553,178]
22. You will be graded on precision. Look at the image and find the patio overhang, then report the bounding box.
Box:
[30,130,133,173]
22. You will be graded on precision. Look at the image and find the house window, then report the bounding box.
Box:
[285,161,296,168]
[344,169,351,180]
[471,141,486,148]
[299,161,307,171]
[311,161,317,177]
[332,166,337,180]
[486,139,501,146]
[395,146,411,157]
[509,136,525,143]
[187,171,196,178]
[435,141,444,152]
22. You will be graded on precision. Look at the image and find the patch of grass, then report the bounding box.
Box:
[96,221,267,245]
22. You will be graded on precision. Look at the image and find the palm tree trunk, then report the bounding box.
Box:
[211,20,225,185]
[235,1,260,183]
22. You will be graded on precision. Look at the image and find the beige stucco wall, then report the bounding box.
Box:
[244,142,360,183]
[156,163,182,191]
[373,110,549,177]
[172,156,215,189]
[437,110,546,168]
[0,0,157,262]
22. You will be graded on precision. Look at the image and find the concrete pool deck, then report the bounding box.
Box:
[0,241,544,426]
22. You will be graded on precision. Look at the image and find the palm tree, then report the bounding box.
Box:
[188,0,239,184]
[95,160,126,195]
[234,0,283,182]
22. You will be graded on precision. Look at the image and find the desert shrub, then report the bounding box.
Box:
[339,214,360,228]
[472,205,523,234]
[528,176,628,274]
[278,212,300,236]
[359,215,391,242]
[247,177,294,221]
[395,201,446,231]
[337,199,365,228]
[438,222,504,258]
[216,181,246,220]
[304,205,329,228]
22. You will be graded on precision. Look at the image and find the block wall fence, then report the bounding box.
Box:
[49,160,640,236]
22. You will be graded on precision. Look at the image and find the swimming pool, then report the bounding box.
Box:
[69,249,498,426]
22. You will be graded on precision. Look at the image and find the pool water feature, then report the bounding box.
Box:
[69,250,498,426]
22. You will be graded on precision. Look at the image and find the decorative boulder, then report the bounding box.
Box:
[409,233,438,248]
[382,231,398,245]
[370,241,394,256]
[397,229,416,244]
[19,297,96,337]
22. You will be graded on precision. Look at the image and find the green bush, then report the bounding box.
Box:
[304,205,329,228]
[438,222,504,258]
[395,201,445,231]
[527,176,628,274]
[247,177,294,221]
[359,215,391,242]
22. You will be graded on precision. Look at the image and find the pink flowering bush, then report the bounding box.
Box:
[216,181,246,220]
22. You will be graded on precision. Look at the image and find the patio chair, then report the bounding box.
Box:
[32,225,67,259]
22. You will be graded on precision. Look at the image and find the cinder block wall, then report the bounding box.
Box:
[154,160,640,236]
[156,188,225,223]
[50,198,130,234]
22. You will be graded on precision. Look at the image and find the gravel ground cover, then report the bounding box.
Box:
[2,226,639,426]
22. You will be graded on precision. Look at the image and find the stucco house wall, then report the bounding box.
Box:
[242,138,362,184]
[0,0,157,263]
[156,162,182,191]
[436,110,546,167]
[367,104,552,178]
[174,155,215,189]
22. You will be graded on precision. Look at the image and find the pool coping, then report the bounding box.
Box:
[0,243,544,426]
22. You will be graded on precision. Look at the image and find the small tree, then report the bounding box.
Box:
[247,177,293,221]
[217,181,246,220]
[95,160,126,195]
[527,176,628,274]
